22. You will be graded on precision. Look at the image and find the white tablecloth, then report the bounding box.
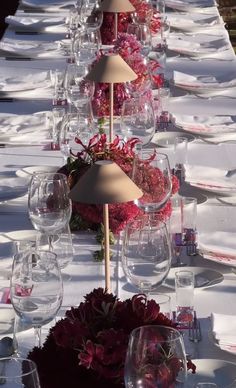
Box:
[1,0,236,368]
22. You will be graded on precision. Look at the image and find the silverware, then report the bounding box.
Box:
[15,31,39,35]
[188,312,202,342]
[5,57,32,61]
[225,168,236,178]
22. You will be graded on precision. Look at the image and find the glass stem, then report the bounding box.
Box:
[34,327,42,348]
[48,235,53,251]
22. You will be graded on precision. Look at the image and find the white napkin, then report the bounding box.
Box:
[166,0,215,11]
[173,70,236,90]
[5,15,65,30]
[0,71,51,92]
[185,165,236,190]
[174,114,236,135]
[0,112,49,134]
[0,39,61,59]
[211,313,236,354]
[199,231,236,266]
[168,14,221,31]
[21,0,75,10]
[168,37,229,56]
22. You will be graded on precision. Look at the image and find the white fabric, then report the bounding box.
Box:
[5,15,65,30]
[173,70,236,92]
[0,39,63,59]
[173,114,236,135]
[0,71,51,92]
[211,313,236,354]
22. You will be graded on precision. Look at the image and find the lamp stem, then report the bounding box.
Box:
[103,203,110,292]
[109,83,114,143]
[114,13,118,40]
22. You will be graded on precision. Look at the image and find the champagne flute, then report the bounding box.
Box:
[125,325,187,388]
[122,216,172,295]
[0,358,41,388]
[28,172,72,250]
[10,250,63,348]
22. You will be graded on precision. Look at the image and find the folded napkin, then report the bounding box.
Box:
[199,231,236,266]
[0,111,49,134]
[0,71,51,92]
[21,0,75,10]
[168,37,229,56]
[211,313,236,354]
[5,15,65,31]
[0,39,62,59]
[185,165,236,190]
[168,14,221,31]
[173,70,236,91]
[174,114,236,135]
[166,0,215,11]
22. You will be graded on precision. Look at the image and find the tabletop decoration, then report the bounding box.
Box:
[100,0,135,40]
[28,288,195,388]
[87,52,137,142]
[68,160,142,291]
[92,32,152,118]
[100,0,161,44]
[58,134,179,244]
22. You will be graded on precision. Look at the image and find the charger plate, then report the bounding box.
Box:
[151,131,195,147]
[186,359,236,386]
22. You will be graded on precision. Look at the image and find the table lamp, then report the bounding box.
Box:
[69,160,143,292]
[86,53,137,142]
[100,0,135,40]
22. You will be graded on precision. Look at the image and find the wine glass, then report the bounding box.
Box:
[0,358,41,387]
[10,250,63,348]
[28,172,72,247]
[125,325,187,388]
[120,97,155,146]
[79,0,103,31]
[132,151,172,212]
[121,216,172,295]
[125,55,152,97]
[36,225,74,270]
[127,23,152,56]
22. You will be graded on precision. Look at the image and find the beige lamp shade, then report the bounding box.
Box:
[100,0,135,12]
[69,160,143,204]
[86,53,137,83]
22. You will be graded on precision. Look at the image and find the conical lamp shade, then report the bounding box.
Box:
[100,0,135,12]
[69,160,143,204]
[86,54,137,83]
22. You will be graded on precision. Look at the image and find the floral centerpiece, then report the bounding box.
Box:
[58,134,179,239]
[28,288,195,388]
[92,32,154,117]
[100,0,161,44]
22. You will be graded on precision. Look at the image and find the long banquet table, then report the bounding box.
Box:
[1,0,236,382]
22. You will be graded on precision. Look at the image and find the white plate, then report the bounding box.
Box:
[151,131,195,147]
[186,359,236,386]
[209,330,236,356]
[16,165,59,180]
[164,266,223,289]
[217,196,236,206]
[0,230,37,243]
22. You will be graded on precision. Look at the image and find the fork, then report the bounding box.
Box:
[188,312,202,343]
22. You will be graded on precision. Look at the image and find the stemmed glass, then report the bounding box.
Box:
[120,97,155,146]
[79,0,103,31]
[28,172,72,249]
[0,358,41,387]
[125,325,187,388]
[132,151,172,212]
[127,23,152,56]
[121,216,172,295]
[10,250,63,348]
